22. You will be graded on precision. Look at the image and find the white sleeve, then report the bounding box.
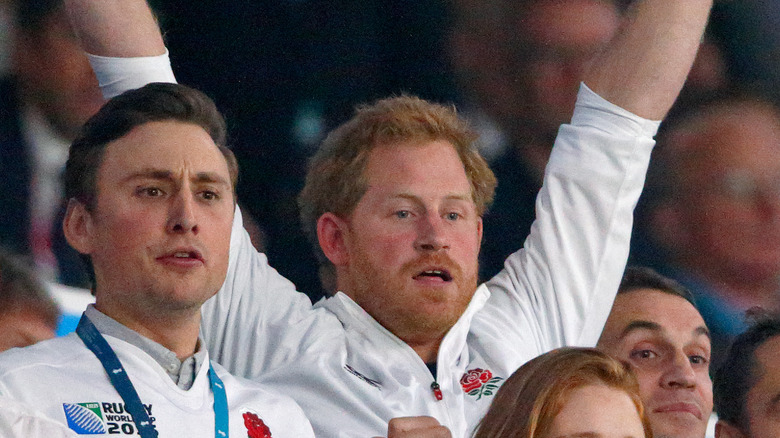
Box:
[87,51,177,99]
[200,207,330,379]
[477,83,660,366]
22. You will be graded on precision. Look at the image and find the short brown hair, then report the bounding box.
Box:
[618,266,697,307]
[474,347,651,438]
[65,82,236,211]
[298,95,496,279]
[64,83,236,285]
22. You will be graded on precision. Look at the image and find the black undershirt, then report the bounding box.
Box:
[426,362,437,379]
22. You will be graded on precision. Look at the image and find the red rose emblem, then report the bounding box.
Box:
[243,411,272,438]
[479,369,492,383]
[460,369,486,393]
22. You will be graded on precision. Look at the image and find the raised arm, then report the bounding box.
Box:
[63,0,165,57]
[62,0,325,382]
[478,0,714,369]
[63,0,174,98]
[585,0,713,120]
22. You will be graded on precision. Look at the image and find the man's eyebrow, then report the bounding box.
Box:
[389,193,473,206]
[193,171,230,186]
[391,192,472,199]
[553,433,640,438]
[444,193,474,202]
[619,320,662,339]
[552,432,602,438]
[122,169,230,186]
[695,325,711,341]
[619,320,711,342]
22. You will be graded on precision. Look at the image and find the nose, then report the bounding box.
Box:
[414,213,448,252]
[661,352,696,390]
[166,190,199,235]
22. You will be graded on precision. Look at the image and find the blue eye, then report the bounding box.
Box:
[395,211,410,219]
[446,212,460,221]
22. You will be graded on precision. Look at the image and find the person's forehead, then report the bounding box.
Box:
[362,140,471,192]
[551,384,644,438]
[607,289,707,340]
[100,120,229,179]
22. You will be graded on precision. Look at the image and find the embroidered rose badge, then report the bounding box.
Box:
[460,368,503,400]
[243,411,272,438]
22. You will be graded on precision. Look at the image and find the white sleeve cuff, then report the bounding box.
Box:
[88,50,177,100]
[573,82,662,138]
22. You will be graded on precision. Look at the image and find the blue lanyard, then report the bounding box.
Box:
[76,313,229,438]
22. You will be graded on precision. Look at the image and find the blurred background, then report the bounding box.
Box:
[3,0,780,366]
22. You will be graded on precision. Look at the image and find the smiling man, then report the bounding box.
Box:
[0,83,314,437]
[598,267,713,438]
[62,0,713,436]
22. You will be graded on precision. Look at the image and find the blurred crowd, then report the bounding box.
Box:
[2,0,780,374]
[2,0,780,437]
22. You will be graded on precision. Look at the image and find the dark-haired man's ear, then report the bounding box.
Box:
[62,198,96,255]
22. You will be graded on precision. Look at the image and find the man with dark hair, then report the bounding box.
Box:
[618,265,698,306]
[0,248,59,352]
[640,92,780,369]
[598,266,713,438]
[0,0,104,286]
[64,0,713,436]
[713,316,780,438]
[0,82,314,438]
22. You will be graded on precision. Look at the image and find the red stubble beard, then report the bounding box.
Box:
[347,251,479,346]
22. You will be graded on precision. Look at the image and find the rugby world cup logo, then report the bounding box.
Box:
[63,402,107,434]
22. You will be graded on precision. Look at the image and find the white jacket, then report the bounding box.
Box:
[92,56,659,437]
[0,332,315,437]
[0,397,79,438]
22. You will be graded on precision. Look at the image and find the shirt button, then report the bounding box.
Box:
[167,363,178,373]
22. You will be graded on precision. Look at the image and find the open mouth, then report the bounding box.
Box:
[413,269,453,282]
[158,248,204,263]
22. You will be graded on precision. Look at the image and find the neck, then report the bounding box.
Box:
[410,341,442,364]
[94,300,201,360]
[400,328,447,364]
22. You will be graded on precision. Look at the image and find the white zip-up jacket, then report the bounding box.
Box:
[92,55,660,437]
[0,327,315,438]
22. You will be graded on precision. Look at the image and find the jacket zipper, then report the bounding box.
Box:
[430,381,443,401]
